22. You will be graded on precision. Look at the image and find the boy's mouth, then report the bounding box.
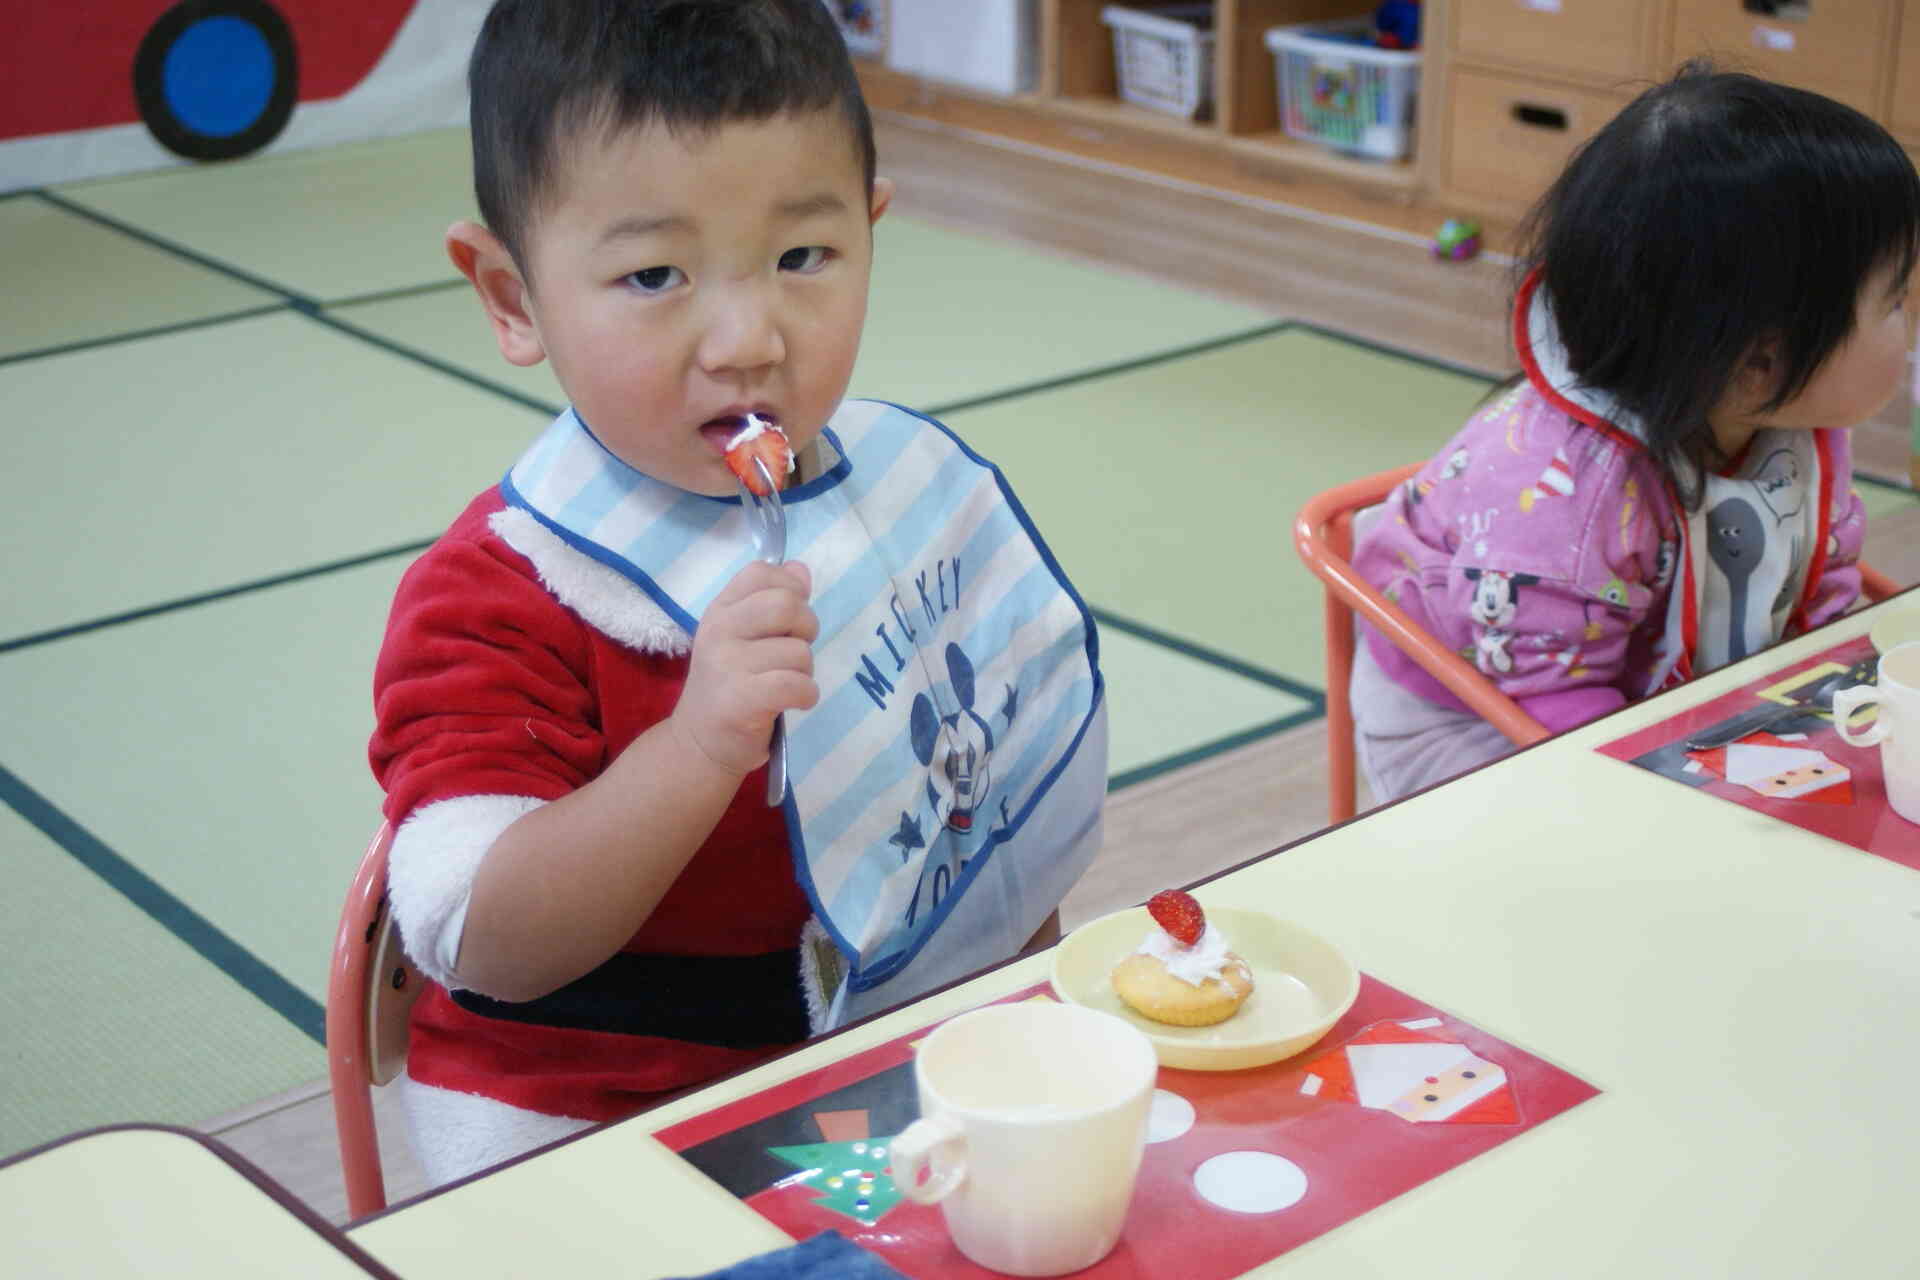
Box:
[700,413,779,452]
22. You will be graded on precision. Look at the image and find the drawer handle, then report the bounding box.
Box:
[1744,1,1810,20]
[1512,103,1569,130]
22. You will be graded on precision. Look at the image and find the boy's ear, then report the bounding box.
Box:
[446,220,546,368]
[869,175,893,226]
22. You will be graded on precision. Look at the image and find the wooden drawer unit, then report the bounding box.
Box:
[1444,66,1634,212]
[1453,0,1658,83]
[1669,0,1896,115]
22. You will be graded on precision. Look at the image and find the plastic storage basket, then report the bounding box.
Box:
[1265,20,1420,161]
[1100,5,1216,120]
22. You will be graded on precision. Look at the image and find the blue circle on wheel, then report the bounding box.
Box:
[161,16,277,139]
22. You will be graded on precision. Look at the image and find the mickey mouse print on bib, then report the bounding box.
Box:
[503,399,1107,1027]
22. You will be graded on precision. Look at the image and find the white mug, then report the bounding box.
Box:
[1833,640,1920,826]
[890,1001,1157,1277]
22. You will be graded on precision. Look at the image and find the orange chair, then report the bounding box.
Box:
[326,822,423,1219]
[1293,465,1904,825]
[1861,561,1900,604]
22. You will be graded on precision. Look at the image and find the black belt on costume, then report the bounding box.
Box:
[451,947,808,1048]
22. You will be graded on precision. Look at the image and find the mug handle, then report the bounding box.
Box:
[891,1113,967,1205]
[1832,685,1890,748]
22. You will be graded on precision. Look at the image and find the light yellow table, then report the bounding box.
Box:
[0,1124,398,1277]
[352,598,1920,1278]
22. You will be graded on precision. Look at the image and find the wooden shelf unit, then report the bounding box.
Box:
[867,1,1438,207]
[857,1,1920,230]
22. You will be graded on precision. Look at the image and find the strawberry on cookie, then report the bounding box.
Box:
[1111,891,1254,1027]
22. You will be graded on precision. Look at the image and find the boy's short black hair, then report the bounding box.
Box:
[1520,62,1920,504]
[469,0,876,274]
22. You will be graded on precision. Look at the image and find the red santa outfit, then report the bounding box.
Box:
[369,488,814,1185]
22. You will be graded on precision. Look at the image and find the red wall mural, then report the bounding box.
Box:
[0,0,488,189]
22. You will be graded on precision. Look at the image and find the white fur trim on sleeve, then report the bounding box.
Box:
[488,506,690,656]
[398,1072,595,1189]
[387,794,546,987]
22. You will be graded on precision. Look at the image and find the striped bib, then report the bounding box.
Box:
[502,400,1107,1026]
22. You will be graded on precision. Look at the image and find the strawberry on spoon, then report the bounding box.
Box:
[724,415,793,497]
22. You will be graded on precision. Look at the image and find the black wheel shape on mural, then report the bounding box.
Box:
[133,0,299,161]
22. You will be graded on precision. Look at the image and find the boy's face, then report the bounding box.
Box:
[505,108,887,494]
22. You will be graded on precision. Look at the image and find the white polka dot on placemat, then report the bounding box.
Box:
[1146,1090,1195,1143]
[1192,1151,1308,1213]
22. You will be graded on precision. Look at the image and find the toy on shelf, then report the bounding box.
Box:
[1374,0,1421,50]
[1432,218,1482,262]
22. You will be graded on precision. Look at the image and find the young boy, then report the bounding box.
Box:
[369,0,1107,1186]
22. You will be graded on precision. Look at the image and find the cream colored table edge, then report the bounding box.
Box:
[0,1124,399,1277]
[352,597,1920,1279]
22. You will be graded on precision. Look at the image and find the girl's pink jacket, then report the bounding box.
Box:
[1350,276,1864,734]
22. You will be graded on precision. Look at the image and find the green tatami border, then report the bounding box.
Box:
[0,302,291,370]
[34,189,321,309]
[0,539,437,657]
[0,762,324,1045]
[1857,471,1917,497]
[1093,606,1326,790]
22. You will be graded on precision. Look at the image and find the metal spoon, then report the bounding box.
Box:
[736,453,788,806]
[1684,656,1878,751]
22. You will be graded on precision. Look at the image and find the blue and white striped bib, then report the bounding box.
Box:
[502,400,1107,1025]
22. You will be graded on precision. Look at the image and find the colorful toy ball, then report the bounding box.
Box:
[1432,217,1483,262]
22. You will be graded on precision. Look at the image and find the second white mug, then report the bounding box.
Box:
[1833,640,1920,826]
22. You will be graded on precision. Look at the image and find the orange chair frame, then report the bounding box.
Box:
[326,822,422,1220]
[1294,464,1903,825]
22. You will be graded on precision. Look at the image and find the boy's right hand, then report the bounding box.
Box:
[674,561,819,776]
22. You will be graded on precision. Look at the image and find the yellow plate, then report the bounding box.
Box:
[1870,607,1920,655]
[1049,904,1360,1071]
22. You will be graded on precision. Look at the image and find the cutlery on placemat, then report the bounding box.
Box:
[1684,656,1879,751]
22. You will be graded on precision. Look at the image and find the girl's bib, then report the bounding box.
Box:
[1690,430,1822,672]
[502,400,1107,1028]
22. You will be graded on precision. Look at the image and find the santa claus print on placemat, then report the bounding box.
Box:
[1683,732,1853,805]
[1295,1018,1519,1125]
[1598,635,1913,864]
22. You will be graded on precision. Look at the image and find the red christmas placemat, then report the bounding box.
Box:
[1596,635,1914,864]
[655,977,1599,1278]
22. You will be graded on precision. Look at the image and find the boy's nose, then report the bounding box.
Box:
[698,287,785,374]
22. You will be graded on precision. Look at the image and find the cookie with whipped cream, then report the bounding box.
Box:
[1112,891,1254,1027]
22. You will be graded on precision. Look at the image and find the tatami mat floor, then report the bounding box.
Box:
[4,113,1916,1229]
